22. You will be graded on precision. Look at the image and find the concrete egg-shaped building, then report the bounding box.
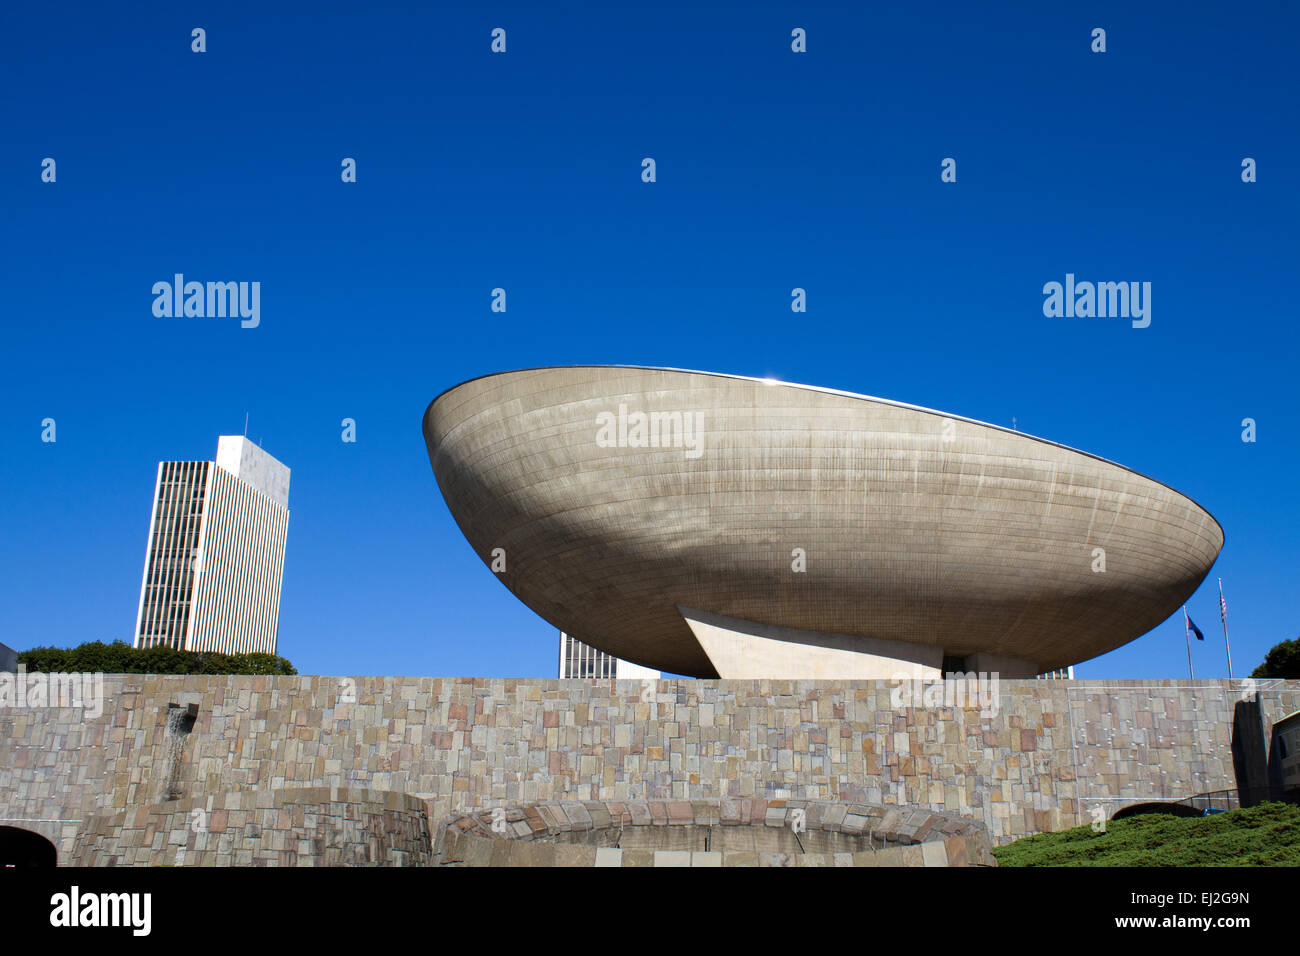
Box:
[423,366,1223,678]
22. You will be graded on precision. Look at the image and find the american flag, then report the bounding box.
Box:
[1219,592,1228,623]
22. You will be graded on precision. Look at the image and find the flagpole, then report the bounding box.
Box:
[1183,606,1194,679]
[1218,578,1234,679]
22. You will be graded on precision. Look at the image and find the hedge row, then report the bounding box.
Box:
[17,640,296,675]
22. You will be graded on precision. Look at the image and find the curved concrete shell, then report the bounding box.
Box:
[423,367,1223,678]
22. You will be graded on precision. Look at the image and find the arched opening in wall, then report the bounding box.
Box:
[1110,802,1203,821]
[0,826,58,867]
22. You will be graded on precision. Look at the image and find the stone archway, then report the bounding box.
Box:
[0,826,57,867]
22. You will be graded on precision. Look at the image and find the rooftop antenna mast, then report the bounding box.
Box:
[244,412,249,437]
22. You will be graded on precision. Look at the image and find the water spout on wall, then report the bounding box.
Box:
[161,702,198,801]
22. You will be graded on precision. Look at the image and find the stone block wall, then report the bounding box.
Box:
[70,787,431,867]
[433,798,995,867]
[2,676,1297,863]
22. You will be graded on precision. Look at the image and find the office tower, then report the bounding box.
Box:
[558,632,660,679]
[134,436,290,655]
[1035,667,1076,679]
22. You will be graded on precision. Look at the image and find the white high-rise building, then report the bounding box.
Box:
[558,632,660,679]
[133,436,290,655]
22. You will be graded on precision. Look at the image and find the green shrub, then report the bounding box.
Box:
[16,640,296,676]
[994,802,1300,866]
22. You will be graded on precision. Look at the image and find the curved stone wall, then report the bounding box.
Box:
[433,799,995,867]
[71,787,431,867]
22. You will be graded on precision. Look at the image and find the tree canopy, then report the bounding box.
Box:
[17,640,296,675]
[1250,637,1300,679]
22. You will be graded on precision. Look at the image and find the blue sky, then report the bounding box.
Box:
[2,1,1296,679]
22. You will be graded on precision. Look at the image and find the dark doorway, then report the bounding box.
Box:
[0,826,58,867]
[1111,801,1204,821]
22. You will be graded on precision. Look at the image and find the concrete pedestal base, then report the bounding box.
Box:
[679,606,944,679]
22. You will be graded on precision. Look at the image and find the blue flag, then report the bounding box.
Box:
[1187,616,1205,641]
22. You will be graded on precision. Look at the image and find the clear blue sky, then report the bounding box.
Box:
[2,2,1296,679]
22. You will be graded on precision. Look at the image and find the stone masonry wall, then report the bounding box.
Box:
[433,799,996,867]
[71,787,431,866]
[2,676,1297,862]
